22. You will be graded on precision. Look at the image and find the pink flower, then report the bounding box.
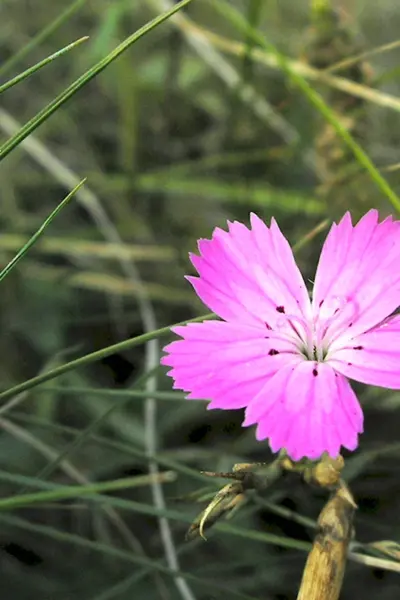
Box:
[161,210,400,460]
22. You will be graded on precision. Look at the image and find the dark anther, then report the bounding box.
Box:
[268,349,279,356]
[312,368,318,377]
[265,322,272,330]
[276,306,285,313]
[353,345,363,350]
[319,300,324,308]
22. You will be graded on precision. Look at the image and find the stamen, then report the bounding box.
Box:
[275,313,312,354]
[315,296,359,349]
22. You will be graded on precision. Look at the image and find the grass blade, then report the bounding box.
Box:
[0,513,260,600]
[0,469,309,552]
[0,313,214,401]
[0,180,85,283]
[207,0,400,212]
[35,386,186,401]
[0,38,88,95]
[0,472,176,511]
[0,0,193,162]
[0,0,89,78]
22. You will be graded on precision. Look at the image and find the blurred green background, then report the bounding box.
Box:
[1,0,400,598]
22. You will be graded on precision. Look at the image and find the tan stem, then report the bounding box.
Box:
[297,484,356,600]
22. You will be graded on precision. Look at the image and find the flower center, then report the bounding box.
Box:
[275,296,358,362]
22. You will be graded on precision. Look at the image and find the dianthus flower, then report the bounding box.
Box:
[162,210,400,460]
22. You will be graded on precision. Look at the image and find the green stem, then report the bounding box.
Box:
[0,313,214,401]
[0,180,85,282]
[208,0,400,213]
[0,0,89,78]
[0,0,193,161]
[0,38,88,95]
[0,472,175,511]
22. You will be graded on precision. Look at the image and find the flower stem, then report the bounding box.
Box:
[296,483,355,600]
[0,313,215,402]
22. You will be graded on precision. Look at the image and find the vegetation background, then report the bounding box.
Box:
[1,0,400,598]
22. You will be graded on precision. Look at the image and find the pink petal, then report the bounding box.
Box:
[313,210,400,339]
[268,217,312,318]
[170,321,266,343]
[328,314,400,389]
[187,215,311,328]
[161,320,298,409]
[242,361,301,427]
[243,362,363,460]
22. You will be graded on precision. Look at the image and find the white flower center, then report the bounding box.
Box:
[275,296,358,362]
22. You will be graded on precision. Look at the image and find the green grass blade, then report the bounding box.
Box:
[89,573,156,600]
[0,313,214,401]
[10,413,212,484]
[208,0,400,213]
[0,38,88,95]
[242,0,264,74]
[36,386,186,401]
[0,472,176,511]
[0,0,193,162]
[137,175,325,215]
[0,514,260,600]
[0,470,309,553]
[30,368,161,485]
[0,180,85,283]
[0,0,89,78]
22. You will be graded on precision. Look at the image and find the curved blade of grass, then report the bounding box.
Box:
[326,39,400,76]
[90,572,160,600]
[13,406,400,542]
[89,570,259,600]
[137,175,325,215]
[1,482,191,516]
[242,0,265,75]
[0,0,89,79]
[36,386,186,401]
[0,471,176,511]
[0,470,309,552]
[195,26,400,115]
[0,0,193,162]
[10,412,217,484]
[0,514,260,600]
[0,235,177,262]
[0,179,85,283]
[149,0,301,150]
[0,38,88,95]
[292,219,330,253]
[2,468,396,574]
[29,368,161,486]
[0,313,214,401]
[208,0,400,212]
[19,264,191,303]
[0,511,395,586]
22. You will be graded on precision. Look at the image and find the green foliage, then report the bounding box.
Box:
[0,180,85,282]
[1,1,400,598]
